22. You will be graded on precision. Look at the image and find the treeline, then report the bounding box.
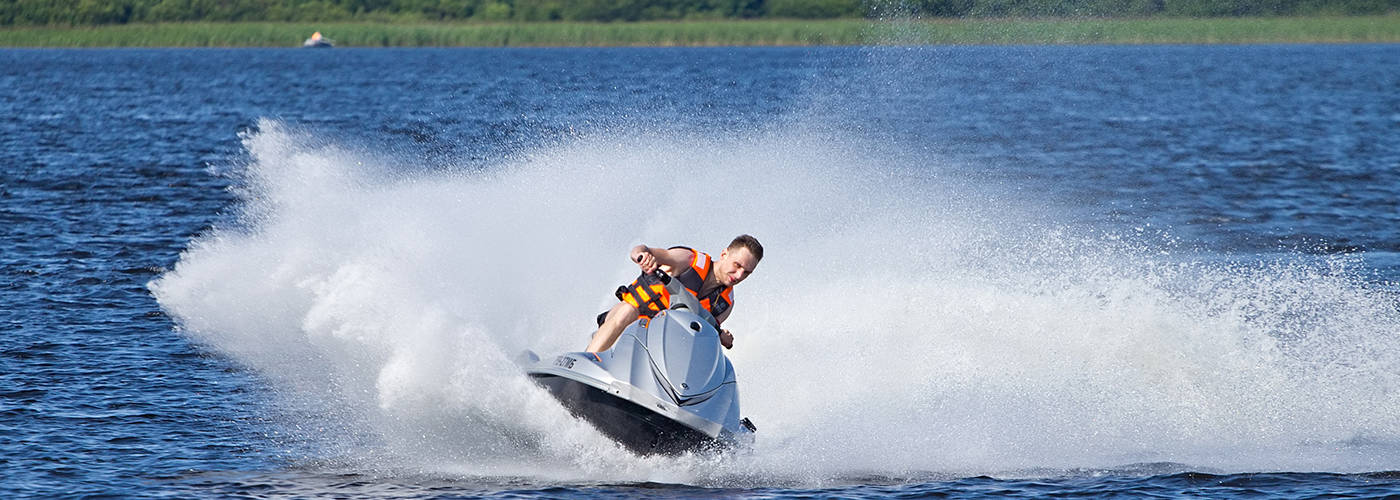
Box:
[3,0,1395,26]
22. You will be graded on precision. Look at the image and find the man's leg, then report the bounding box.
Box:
[586,301,640,353]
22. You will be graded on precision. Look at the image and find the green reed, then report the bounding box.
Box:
[1,16,1396,48]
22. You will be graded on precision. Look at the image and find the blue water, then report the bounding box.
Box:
[4,45,1400,497]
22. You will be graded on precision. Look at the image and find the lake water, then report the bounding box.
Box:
[4,45,1400,498]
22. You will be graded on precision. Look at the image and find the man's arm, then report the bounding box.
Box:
[630,245,694,274]
[715,309,734,349]
[714,308,731,327]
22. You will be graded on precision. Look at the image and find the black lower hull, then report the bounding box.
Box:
[530,374,720,456]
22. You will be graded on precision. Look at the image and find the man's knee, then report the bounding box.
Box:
[598,302,640,327]
[589,303,643,352]
[607,302,640,324]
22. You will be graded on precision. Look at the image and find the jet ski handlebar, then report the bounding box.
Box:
[633,255,714,323]
[635,255,672,285]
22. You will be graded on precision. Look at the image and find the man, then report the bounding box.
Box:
[585,235,763,353]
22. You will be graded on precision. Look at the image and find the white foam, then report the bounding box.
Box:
[152,118,1400,484]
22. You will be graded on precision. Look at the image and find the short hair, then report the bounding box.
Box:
[727,234,763,262]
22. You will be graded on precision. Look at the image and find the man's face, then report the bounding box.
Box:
[716,247,759,287]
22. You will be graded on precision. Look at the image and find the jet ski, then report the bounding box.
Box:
[522,270,756,456]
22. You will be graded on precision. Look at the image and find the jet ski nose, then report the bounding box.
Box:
[657,314,723,398]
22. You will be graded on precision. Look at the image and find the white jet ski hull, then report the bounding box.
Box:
[524,304,754,456]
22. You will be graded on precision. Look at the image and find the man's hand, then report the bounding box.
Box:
[720,329,733,349]
[632,246,658,273]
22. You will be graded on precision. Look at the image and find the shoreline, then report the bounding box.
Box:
[1,17,1397,48]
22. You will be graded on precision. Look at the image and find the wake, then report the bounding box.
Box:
[152,119,1400,484]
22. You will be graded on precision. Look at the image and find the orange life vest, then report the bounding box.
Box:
[616,246,733,321]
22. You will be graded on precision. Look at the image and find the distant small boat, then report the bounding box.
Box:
[302,31,334,48]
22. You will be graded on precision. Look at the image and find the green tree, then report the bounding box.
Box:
[147,0,207,22]
[476,1,510,20]
[511,0,563,20]
[766,0,862,18]
[73,0,140,23]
